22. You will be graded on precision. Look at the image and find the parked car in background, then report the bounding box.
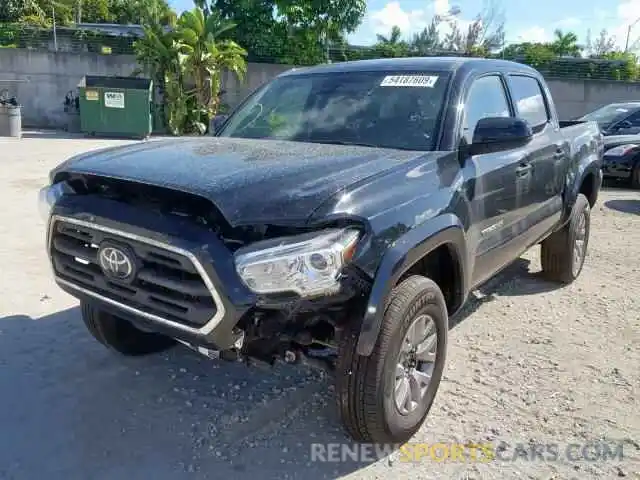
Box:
[602,134,640,188]
[578,102,640,136]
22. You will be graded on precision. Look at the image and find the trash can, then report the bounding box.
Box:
[78,75,153,139]
[7,105,21,138]
[0,104,7,135]
[0,103,21,138]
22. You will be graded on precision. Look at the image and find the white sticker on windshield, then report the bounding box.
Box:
[616,108,629,112]
[380,75,439,87]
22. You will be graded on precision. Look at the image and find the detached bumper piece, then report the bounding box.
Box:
[48,216,225,335]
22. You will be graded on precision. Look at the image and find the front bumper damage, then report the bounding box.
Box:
[47,194,257,352]
[45,194,372,363]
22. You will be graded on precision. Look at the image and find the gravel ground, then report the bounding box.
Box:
[0,131,638,480]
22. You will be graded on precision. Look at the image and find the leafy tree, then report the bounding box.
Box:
[407,0,505,56]
[211,0,366,65]
[550,29,581,57]
[133,22,184,133]
[177,7,247,122]
[410,19,442,55]
[78,0,111,23]
[213,0,280,57]
[108,0,175,25]
[376,25,402,44]
[275,0,366,41]
[0,0,32,22]
[7,0,175,26]
[133,6,247,135]
[441,0,505,54]
[500,41,555,67]
[374,26,410,57]
[585,29,616,57]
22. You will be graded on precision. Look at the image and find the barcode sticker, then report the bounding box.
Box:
[380,75,439,87]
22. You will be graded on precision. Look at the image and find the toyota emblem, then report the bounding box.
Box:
[98,245,134,280]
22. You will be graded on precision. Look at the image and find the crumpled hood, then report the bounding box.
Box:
[52,137,427,226]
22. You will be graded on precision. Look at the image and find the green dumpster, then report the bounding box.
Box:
[78,75,153,139]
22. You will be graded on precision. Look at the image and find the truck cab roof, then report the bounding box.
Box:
[280,56,543,78]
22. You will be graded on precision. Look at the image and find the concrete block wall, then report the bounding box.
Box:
[0,49,294,129]
[2,48,640,128]
[0,49,138,128]
[546,79,640,119]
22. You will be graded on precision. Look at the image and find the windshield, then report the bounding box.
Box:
[217,71,450,151]
[579,103,640,125]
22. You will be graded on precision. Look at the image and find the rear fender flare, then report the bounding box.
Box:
[561,159,602,225]
[356,214,468,356]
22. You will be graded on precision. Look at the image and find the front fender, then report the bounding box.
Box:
[356,214,468,356]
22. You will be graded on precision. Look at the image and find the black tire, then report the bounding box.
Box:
[631,160,640,189]
[336,275,448,444]
[81,302,176,356]
[540,193,591,284]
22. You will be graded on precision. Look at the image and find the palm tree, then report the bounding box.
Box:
[374,26,409,57]
[551,29,581,57]
[376,26,403,45]
[133,24,186,134]
[177,7,247,117]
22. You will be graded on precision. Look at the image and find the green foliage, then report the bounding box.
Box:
[372,26,410,58]
[498,35,639,82]
[1,0,174,26]
[211,0,365,66]
[108,0,175,26]
[0,0,30,23]
[177,8,247,117]
[550,29,581,57]
[133,6,247,136]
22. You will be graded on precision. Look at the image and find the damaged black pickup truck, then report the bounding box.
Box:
[39,57,603,444]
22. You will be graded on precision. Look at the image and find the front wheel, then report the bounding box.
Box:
[336,275,448,444]
[81,302,176,356]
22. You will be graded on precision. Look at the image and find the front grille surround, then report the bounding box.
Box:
[47,215,227,335]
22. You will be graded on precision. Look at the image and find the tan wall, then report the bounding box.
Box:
[2,48,640,127]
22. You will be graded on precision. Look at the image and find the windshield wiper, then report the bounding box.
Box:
[307,139,380,148]
[301,139,425,151]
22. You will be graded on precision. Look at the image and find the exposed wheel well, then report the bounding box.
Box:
[396,244,463,315]
[580,172,597,207]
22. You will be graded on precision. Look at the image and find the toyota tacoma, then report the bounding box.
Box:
[39,57,603,445]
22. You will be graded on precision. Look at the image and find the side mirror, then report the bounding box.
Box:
[210,114,228,135]
[469,117,533,155]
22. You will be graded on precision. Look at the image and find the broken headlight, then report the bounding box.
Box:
[234,228,360,297]
[37,181,75,221]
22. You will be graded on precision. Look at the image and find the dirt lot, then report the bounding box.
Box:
[1,131,638,480]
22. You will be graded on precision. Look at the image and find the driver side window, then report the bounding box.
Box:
[463,75,511,144]
[616,110,640,131]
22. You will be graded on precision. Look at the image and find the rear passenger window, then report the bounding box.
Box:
[509,75,549,128]
[463,75,511,144]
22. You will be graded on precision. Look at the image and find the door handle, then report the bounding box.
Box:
[516,163,532,176]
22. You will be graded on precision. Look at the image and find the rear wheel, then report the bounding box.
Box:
[336,275,448,444]
[631,161,640,189]
[540,193,591,284]
[81,302,176,356]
